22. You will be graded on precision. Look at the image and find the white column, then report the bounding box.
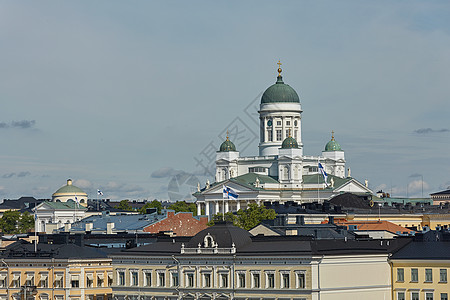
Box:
[236,200,240,211]
[215,201,219,214]
[197,203,202,216]
[225,201,229,214]
[206,202,211,216]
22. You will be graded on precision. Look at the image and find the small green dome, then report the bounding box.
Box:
[53,179,87,196]
[219,134,236,152]
[261,76,300,104]
[281,136,299,149]
[324,132,342,151]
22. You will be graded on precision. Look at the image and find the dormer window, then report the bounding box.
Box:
[203,233,216,248]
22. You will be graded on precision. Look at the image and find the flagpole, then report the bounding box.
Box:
[34,210,37,253]
[317,158,320,202]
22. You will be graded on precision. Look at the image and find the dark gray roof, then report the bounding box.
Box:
[1,240,109,259]
[113,223,411,257]
[186,221,251,249]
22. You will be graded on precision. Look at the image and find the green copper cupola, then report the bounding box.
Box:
[324,131,342,151]
[219,131,237,152]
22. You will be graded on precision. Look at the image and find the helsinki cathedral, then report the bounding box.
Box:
[194,62,372,217]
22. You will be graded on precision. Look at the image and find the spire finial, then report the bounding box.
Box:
[288,128,292,138]
[277,60,282,77]
[331,130,335,141]
[226,130,230,141]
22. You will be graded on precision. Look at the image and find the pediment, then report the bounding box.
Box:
[335,179,372,194]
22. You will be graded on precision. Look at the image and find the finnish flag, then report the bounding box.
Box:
[223,185,239,200]
[319,163,328,186]
[97,189,104,196]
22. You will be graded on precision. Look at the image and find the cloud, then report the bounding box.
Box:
[409,173,423,178]
[74,179,92,189]
[2,172,31,178]
[414,128,449,134]
[151,167,185,178]
[17,171,30,177]
[408,180,430,194]
[0,120,36,129]
[99,181,148,198]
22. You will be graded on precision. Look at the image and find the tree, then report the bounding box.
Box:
[139,200,163,214]
[207,212,237,226]
[207,204,276,230]
[168,201,197,216]
[115,200,134,211]
[0,210,35,234]
[236,203,276,230]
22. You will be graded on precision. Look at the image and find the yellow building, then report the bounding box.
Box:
[0,241,112,300]
[390,233,450,300]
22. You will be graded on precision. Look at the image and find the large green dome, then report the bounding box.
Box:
[52,179,87,196]
[261,76,300,104]
[281,136,299,149]
[324,132,342,151]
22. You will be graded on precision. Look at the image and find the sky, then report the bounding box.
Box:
[1,1,450,201]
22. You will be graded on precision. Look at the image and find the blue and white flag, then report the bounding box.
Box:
[318,163,328,186]
[223,185,239,200]
[74,196,80,207]
[97,189,103,196]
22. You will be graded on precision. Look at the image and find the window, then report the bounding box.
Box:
[118,271,125,286]
[238,273,245,288]
[144,272,152,287]
[107,273,113,287]
[276,130,282,141]
[12,274,20,288]
[426,293,434,300]
[131,271,138,286]
[54,273,63,288]
[426,269,433,282]
[252,273,260,288]
[186,273,194,287]
[441,293,448,300]
[71,275,80,288]
[158,272,165,287]
[294,130,298,139]
[171,272,178,287]
[267,130,273,142]
[277,121,281,126]
[25,273,34,286]
[97,274,104,287]
[0,273,6,288]
[411,269,418,282]
[296,272,305,289]
[266,273,274,288]
[412,292,419,300]
[221,273,228,288]
[86,274,94,288]
[286,129,290,138]
[397,268,404,282]
[282,273,290,289]
[286,121,291,126]
[440,269,447,282]
[397,292,405,300]
[294,120,298,126]
[203,273,211,288]
[249,167,267,173]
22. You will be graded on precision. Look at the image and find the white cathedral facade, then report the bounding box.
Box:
[194,63,372,217]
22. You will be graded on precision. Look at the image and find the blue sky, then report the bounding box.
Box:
[1,1,450,201]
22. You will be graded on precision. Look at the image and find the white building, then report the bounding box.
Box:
[195,63,372,216]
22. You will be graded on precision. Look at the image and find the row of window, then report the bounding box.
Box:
[0,272,112,289]
[397,268,448,283]
[266,119,299,127]
[397,291,448,300]
[267,129,298,142]
[117,270,306,289]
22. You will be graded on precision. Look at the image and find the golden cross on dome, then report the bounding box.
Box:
[277,60,282,76]
[331,130,335,140]
[288,128,291,137]
[226,130,230,141]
